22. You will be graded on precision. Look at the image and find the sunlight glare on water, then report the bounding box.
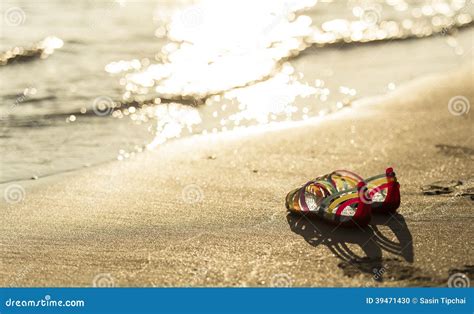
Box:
[118,0,317,99]
[104,0,472,152]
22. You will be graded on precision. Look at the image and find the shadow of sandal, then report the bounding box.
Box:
[287,212,413,281]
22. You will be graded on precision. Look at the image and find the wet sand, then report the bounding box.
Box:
[1,64,473,287]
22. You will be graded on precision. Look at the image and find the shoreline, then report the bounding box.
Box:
[1,64,473,287]
[2,27,473,185]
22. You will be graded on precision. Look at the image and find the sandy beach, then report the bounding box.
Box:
[1,63,472,287]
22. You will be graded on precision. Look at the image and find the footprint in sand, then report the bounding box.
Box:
[421,180,462,195]
[422,179,474,199]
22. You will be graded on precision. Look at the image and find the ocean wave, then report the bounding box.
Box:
[0,37,63,66]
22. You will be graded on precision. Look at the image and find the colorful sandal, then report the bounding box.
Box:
[325,167,400,213]
[285,179,372,227]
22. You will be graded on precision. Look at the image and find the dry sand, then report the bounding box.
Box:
[1,64,473,287]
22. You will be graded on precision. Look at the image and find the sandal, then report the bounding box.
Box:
[285,179,372,227]
[325,167,400,213]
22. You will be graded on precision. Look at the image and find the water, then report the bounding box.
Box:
[0,0,473,183]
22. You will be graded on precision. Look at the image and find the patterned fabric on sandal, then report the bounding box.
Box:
[286,178,372,227]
